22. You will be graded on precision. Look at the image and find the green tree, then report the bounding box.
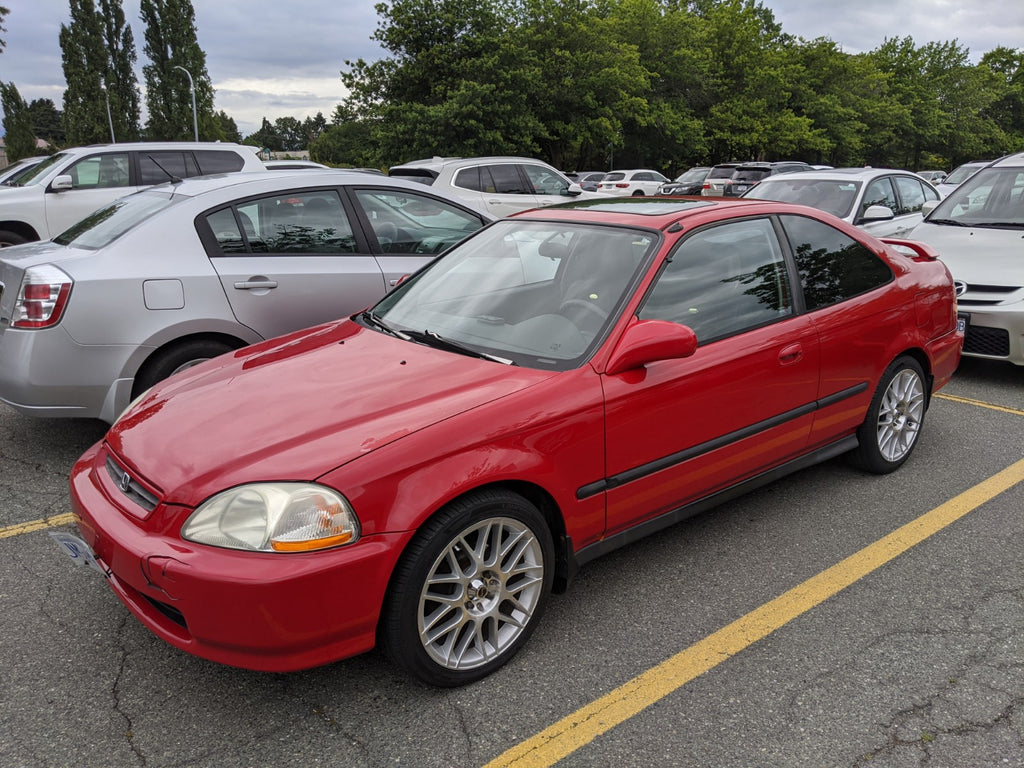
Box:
[60,0,111,145]
[980,46,1024,152]
[242,117,282,151]
[1,81,36,160]
[273,116,304,151]
[214,109,241,142]
[26,99,65,145]
[0,5,9,53]
[100,0,141,141]
[301,112,328,146]
[140,0,220,140]
[309,119,375,167]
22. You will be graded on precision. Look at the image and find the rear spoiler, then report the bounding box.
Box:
[879,237,940,262]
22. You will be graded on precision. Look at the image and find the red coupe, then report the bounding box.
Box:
[67,197,962,686]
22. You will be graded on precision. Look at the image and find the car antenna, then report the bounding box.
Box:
[145,154,183,184]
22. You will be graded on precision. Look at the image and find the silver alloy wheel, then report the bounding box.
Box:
[875,368,925,462]
[417,516,545,671]
[169,357,215,376]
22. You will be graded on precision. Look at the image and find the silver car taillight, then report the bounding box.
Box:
[13,264,73,328]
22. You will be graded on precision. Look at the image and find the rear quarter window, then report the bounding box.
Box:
[780,214,893,311]
[194,150,247,175]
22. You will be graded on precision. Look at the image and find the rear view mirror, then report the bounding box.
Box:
[605,319,698,375]
[860,204,894,222]
[50,175,73,192]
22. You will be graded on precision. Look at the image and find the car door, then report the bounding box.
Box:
[451,164,542,216]
[890,174,937,236]
[601,217,820,535]
[43,151,140,237]
[204,187,388,340]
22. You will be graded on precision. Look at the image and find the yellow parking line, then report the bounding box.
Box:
[0,512,76,540]
[935,392,1024,417]
[485,457,1024,768]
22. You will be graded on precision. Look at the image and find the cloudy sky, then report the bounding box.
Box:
[1,0,1022,138]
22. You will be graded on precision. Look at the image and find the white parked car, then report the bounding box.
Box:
[388,156,604,217]
[909,152,1024,365]
[934,160,991,198]
[741,167,941,238]
[597,169,669,196]
[0,142,265,247]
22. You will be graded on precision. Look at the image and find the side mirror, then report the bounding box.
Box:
[859,204,894,222]
[565,182,583,197]
[605,319,698,375]
[50,175,73,192]
[921,199,940,216]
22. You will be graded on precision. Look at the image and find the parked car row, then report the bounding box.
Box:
[9,141,1022,689]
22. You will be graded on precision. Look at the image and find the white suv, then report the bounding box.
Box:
[0,142,264,246]
[388,156,605,216]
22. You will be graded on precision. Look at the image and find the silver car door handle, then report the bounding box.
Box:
[234,279,279,289]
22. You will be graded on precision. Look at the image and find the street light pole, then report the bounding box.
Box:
[174,65,199,141]
[101,84,115,142]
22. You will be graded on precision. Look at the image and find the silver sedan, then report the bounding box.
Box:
[0,170,492,422]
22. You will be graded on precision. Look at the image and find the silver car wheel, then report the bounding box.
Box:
[875,368,925,463]
[417,516,545,671]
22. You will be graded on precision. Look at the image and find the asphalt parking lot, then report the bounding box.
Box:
[1,356,1022,768]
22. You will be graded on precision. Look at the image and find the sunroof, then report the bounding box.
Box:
[559,198,715,215]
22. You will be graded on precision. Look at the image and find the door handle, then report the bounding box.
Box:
[778,343,803,365]
[234,279,278,290]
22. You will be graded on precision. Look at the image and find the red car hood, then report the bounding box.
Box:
[107,321,556,505]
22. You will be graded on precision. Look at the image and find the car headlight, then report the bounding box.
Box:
[182,483,360,553]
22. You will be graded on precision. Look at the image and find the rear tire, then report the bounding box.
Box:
[850,356,927,474]
[0,229,28,248]
[381,489,554,687]
[132,339,237,397]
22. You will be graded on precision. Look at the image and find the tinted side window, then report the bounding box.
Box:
[453,166,483,192]
[893,175,926,214]
[208,190,355,255]
[780,214,893,311]
[487,164,529,194]
[860,178,897,218]
[639,218,792,344]
[194,150,246,175]
[66,153,131,189]
[139,152,190,185]
[521,164,570,195]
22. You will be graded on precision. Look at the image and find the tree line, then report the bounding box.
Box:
[2,0,1023,175]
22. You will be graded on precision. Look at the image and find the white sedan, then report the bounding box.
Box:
[741,167,941,238]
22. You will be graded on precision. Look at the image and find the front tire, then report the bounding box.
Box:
[382,489,554,687]
[851,356,927,474]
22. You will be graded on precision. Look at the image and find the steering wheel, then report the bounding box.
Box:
[559,298,608,326]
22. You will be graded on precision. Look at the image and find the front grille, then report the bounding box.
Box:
[959,284,1020,307]
[964,325,1010,357]
[105,454,159,513]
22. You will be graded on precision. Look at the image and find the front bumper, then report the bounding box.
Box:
[69,441,413,672]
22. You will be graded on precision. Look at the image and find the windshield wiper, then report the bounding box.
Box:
[358,310,409,339]
[926,218,969,227]
[404,329,515,365]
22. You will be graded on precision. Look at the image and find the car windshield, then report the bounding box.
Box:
[674,168,709,183]
[926,167,1024,229]
[744,178,861,218]
[707,166,735,179]
[369,219,657,370]
[944,163,985,186]
[9,152,67,186]
[53,191,179,249]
